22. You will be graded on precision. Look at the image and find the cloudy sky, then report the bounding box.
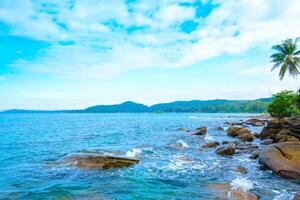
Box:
[0,0,299,110]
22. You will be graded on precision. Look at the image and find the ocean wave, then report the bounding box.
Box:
[126,148,142,158]
[230,177,253,190]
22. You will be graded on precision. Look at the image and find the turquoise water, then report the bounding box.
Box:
[0,113,299,200]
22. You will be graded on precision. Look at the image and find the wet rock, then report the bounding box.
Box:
[254,133,261,138]
[235,166,247,174]
[259,142,300,180]
[238,132,254,142]
[202,141,220,148]
[63,154,139,170]
[228,127,253,142]
[217,127,225,131]
[249,150,260,159]
[227,126,241,137]
[293,192,300,200]
[177,127,188,132]
[245,118,264,126]
[215,143,236,156]
[235,143,259,154]
[207,183,259,200]
[194,126,207,135]
[222,141,230,145]
[260,139,273,145]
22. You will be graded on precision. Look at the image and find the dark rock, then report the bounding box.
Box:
[216,127,225,131]
[235,166,247,174]
[194,126,207,135]
[227,126,241,137]
[249,150,260,159]
[259,142,300,180]
[215,143,236,156]
[260,139,273,145]
[202,141,220,148]
[63,154,139,169]
[254,133,261,138]
[222,141,230,145]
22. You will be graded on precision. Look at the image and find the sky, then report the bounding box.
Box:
[0,0,300,110]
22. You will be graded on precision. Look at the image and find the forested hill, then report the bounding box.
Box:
[3,98,272,113]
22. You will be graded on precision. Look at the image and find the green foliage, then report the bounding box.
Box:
[267,90,299,118]
[270,38,300,80]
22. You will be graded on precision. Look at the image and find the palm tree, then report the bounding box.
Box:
[270,38,300,80]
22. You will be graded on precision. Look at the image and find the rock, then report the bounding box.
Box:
[227,126,241,137]
[286,135,300,142]
[228,127,253,142]
[63,154,139,169]
[222,141,230,145]
[215,143,236,156]
[260,121,282,140]
[207,183,259,200]
[293,192,300,200]
[202,141,220,148]
[254,133,261,138]
[194,126,207,135]
[177,127,187,132]
[260,139,273,145]
[235,166,247,174]
[274,129,289,143]
[230,188,260,200]
[217,126,225,131]
[249,150,260,159]
[236,143,259,154]
[238,132,254,142]
[259,142,300,180]
[245,118,264,126]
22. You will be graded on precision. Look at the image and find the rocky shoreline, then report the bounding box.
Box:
[57,115,300,199]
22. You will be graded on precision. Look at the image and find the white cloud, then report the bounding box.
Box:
[1,0,300,81]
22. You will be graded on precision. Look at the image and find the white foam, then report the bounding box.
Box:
[230,177,253,190]
[177,139,189,148]
[204,134,215,141]
[188,116,198,119]
[126,148,142,158]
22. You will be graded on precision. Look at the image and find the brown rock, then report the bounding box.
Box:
[63,154,139,169]
[235,166,247,174]
[254,133,261,138]
[194,126,207,135]
[202,141,220,148]
[259,142,300,180]
[274,129,289,143]
[215,143,236,156]
[207,183,259,200]
[245,118,264,126]
[227,126,241,137]
[238,132,254,142]
[286,135,300,142]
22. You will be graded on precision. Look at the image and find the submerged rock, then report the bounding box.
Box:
[260,139,273,145]
[207,183,259,200]
[259,142,300,180]
[215,143,236,156]
[235,166,247,174]
[202,141,220,148]
[194,126,207,135]
[63,154,139,170]
[249,150,260,160]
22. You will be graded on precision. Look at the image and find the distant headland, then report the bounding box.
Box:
[2,98,272,113]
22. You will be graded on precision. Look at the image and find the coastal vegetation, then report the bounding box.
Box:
[267,38,300,117]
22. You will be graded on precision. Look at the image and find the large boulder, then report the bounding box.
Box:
[227,127,254,142]
[259,142,300,180]
[293,192,300,200]
[63,154,139,169]
[215,143,236,156]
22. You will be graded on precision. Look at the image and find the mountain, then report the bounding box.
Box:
[1,98,272,113]
[84,101,149,113]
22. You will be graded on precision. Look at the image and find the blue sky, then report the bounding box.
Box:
[0,0,299,110]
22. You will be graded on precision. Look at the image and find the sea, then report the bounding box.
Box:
[0,113,299,200]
